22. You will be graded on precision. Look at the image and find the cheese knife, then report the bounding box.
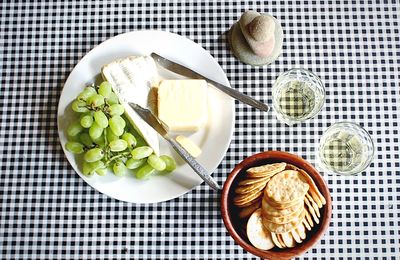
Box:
[151,52,270,112]
[129,102,221,191]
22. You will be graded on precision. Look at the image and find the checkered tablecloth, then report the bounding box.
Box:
[1,1,399,259]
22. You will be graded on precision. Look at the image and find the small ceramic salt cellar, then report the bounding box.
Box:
[230,10,283,66]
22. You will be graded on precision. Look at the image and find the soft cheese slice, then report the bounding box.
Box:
[176,135,202,158]
[102,56,160,155]
[157,79,208,132]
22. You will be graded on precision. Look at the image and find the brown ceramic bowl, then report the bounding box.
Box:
[221,151,332,259]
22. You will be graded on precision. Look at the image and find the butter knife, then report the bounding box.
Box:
[129,103,221,191]
[150,53,270,112]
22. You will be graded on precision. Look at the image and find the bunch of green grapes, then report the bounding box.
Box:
[65,81,176,179]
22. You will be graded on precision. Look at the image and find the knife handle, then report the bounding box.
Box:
[167,138,221,191]
[207,79,270,112]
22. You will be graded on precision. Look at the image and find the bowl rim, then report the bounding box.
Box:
[220,151,332,259]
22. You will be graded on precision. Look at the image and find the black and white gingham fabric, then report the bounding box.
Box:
[1,1,399,259]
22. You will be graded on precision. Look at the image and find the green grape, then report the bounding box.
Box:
[106,92,119,105]
[113,160,126,176]
[65,141,84,154]
[82,160,104,176]
[68,134,80,142]
[89,122,103,140]
[108,104,124,116]
[93,135,105,147]
[67,122,83,137]
[135,163,156,179]
[72,100,89,113]
[121,132,137,147]
[109,139,128,152]
[94,110,108,128]
[79,132,94,147]
[130,146,153,160]
[83,148,104,162]
[78,86,96,101]
[109,115,125,136]
[120,116,126,127]
[87,94,105,107]
[125,158,146,169]
[160,155,177,172]
[98,82,112,98]
[80,114,94,128]
[147,154,166,171]
[96,167,107,176]
[82,161,94,176]
[114,115,126,127]
[106,128,119,142]
[90,160,105,171]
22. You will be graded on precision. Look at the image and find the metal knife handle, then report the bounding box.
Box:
[206,78,270,112]
[167,138,221,191]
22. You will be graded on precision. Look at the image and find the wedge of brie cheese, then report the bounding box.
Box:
[102,56,160,155]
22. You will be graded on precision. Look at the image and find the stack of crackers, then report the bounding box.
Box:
[233,162,326,250]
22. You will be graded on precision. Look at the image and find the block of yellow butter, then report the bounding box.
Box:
[176,135,202,158]
[157,79,208,132]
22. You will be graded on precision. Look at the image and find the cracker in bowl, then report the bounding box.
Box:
[233,162,327,251]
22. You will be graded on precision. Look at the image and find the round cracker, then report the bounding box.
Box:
[296,222,306,240]
[285,163,298,171]
[239,199,262,219]
[298,169,326,206]
[238,196,262,208]
[270,232,284,248]
[302,216,311,231]
[280,232,296,248]
[277,234,287,248]
[247,162,286,177]
[309,189,323,208]
[306,193,321,218]
[238,176,270,186]
[262,198,303,217]
[263,194,303,210]
[304,196,320,224]
[246,209,275,250]
[262,201,304,224]
[304,209,314,228]
[290,229,302,243]
[287,164,326,206]
[249,171,282,179]
[235,179,268,195]
[265,170,309,205]
[262,208,306,234]
[234,190,263,206]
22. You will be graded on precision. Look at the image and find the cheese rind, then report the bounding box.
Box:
[157,79,208,132]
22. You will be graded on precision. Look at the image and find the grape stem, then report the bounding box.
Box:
[105,152,130,165]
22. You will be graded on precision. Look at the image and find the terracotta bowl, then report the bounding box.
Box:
[220,151,332,259]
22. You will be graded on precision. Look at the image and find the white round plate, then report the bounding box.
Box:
[58,30,234,203]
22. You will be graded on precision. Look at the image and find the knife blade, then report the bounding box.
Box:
[150,52,270,112]
[129,102,221,191]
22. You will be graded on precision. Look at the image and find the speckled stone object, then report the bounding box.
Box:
[248,15,275,42]
[230,11,284,66]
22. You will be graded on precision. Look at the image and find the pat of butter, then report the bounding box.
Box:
[176,135,202,158]
[157,79,208,132]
